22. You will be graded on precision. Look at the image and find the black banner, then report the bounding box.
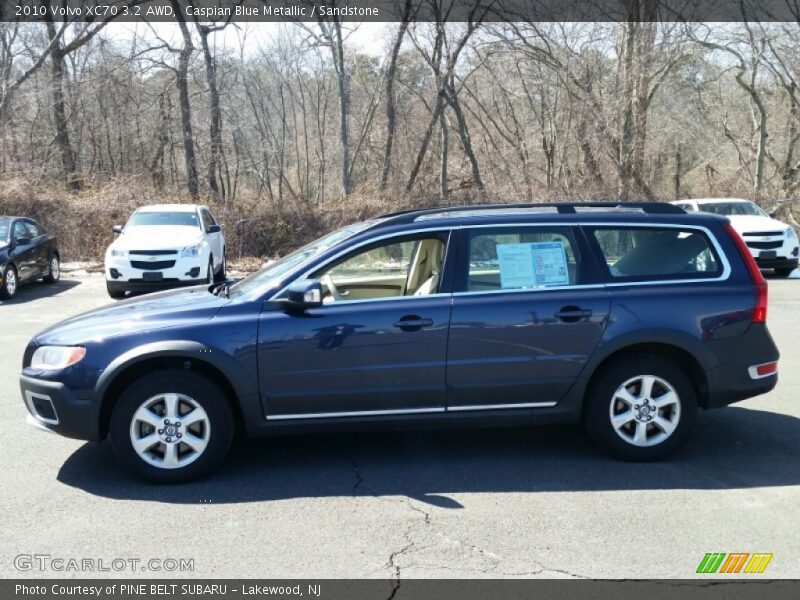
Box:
[5,580,800,600]
[3,0,800,23]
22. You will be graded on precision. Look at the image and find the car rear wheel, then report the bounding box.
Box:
[583,354,697,461]
[109,370,234,483]
[43,255,60,283]
[774,267,795,278]
[0,264,18,299]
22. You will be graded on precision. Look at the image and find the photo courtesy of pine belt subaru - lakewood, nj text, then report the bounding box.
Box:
[20,202,780,483]
[104,204,226,298]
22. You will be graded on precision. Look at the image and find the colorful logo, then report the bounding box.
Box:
[696,552,773,574]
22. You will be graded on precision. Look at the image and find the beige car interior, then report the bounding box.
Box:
[318,237,445,303]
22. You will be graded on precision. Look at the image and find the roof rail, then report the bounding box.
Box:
[376,201,685,225]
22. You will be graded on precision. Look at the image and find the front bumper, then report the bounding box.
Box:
[105,254,205,284]
[20,374,102,441]
[754,256,798,270]
[106,278,208,294]
[743,233,799,271]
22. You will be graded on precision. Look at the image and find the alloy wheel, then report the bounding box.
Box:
[129,393,211,469]
[6,268,17,296]
[609,374,681,447]
[50,257,60,280]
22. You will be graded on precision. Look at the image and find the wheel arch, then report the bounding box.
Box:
[580,342,710,415]
[96,342,257,439]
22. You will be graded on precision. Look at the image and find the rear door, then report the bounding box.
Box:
[23,219,48,276]
[446,225,610,411]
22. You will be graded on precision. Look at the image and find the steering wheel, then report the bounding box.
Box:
[322,274,343,302]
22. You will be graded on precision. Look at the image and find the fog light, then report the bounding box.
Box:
[187,267,200,278]
[792,247,799,257]
[109,268,121,279]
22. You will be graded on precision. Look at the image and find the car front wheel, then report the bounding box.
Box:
[109,370,234,483]
[583,354,697,461]
[0,264,18,299]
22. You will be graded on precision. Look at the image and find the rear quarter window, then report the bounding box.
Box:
[588,226,722,281]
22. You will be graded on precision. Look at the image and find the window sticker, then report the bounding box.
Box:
[496,241,570,289]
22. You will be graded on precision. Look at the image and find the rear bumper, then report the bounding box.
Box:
[704,324,780,408]
[20,374,102,441]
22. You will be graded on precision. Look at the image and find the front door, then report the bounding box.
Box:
[258,231,453,419]
[446,225,610,410]
[10,220,37,282]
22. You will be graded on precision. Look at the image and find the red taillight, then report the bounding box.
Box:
[724,224,768,323]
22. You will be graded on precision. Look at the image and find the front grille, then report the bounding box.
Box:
[129,249,178,255]
[745,241,783,250]
[742,231,783,237]
[131,260,176,270]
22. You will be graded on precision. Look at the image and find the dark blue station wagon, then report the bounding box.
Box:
[20,202,779,482]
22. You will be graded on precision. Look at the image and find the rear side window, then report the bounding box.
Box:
[588,226,722,281]
[466,227,583,291]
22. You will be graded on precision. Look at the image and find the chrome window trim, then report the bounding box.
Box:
[269,221,731,304]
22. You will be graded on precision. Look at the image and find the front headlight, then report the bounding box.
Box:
[30,346,86,370]
[110,249,127,258]
[785,228,797,240]
[181,243,201,258]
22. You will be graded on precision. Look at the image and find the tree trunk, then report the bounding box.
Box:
[380,6,411,190]
[45,17,79,191]
[173,3,199,201]
[197,24,224,201]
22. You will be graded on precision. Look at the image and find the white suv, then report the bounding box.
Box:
[673,198,798,277]
[105,204,226,298]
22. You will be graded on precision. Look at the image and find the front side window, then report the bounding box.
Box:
[314,234,447,303]
[589,226,721,280]
[466,227,582,292]
[12,220,28,241]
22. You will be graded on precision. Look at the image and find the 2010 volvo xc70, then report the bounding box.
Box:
[20,202,780,482]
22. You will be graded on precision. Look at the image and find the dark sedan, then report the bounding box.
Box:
[0,216,60,299]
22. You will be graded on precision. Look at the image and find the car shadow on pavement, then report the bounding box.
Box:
[56,406,800,506]
[1,278,81,303]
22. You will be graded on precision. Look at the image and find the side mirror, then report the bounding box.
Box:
[769,212,777,219]
[206,224,221,234]
[279,279,323,311]
[112,225,123,234]
[15,236,31,246]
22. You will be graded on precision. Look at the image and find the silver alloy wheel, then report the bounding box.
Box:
[609,374,681,447]
[50,257,60,280]
[5,268,16,295]
[129,393,211,469]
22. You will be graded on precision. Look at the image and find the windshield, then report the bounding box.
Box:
[228,220,379,299]
[0,218,9,245]
[699,202,768,217]
[127,211,200,228]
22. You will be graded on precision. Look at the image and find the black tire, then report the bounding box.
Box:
[0,264,18,299]
[582,354,697,461]
[106,281,126,299]
[214,249,226,283]
[42,254,60,284]
[109,370,234,483]
[774,267,795,278]
[206,258,214,284]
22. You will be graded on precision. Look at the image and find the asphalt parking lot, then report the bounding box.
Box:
[1,274,799,579]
